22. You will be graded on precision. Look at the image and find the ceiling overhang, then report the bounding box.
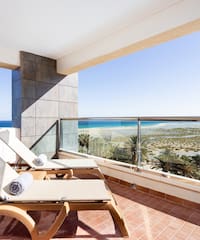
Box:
[58,19,200,74]
[0,0,199,74]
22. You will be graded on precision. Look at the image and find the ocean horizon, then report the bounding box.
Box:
[0,120,163,129]
[0,120,12,127]
[78,120,200,129]
[1,120,199,129]
[78,120,164,129]
[0,120,153,129]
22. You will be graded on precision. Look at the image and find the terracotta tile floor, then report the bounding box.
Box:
[0,180,200,240]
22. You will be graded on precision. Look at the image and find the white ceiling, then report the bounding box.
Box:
[0,0,199,74]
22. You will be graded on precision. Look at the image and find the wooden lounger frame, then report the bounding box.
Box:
[0,197,129,239]
[18,167,105,179]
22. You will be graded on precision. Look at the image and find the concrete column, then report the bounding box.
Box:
[12,52,78,148]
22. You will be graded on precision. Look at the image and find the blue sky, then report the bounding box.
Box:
[0,31,200,120]
[0,68,12,120]
[79,31,200,117]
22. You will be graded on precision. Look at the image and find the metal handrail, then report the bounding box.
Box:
[60,116,200,121]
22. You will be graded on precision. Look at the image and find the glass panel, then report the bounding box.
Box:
[31,122,57,159]
[60,119,79,152]
[60,118,138,164]
[140,121,200,179]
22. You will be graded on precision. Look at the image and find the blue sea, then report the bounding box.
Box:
[1,120,196,129]
[0,120,152,129]
[0,120,13,127]
[78,120,165,129]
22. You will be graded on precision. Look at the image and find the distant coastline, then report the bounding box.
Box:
[0,120,12,127]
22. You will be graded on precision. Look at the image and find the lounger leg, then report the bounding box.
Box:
[65,169,73,179]
[107,200,129,237]
[0,203,70,240]
[94,169,105,179]
[37,202,70,240]
[0,205,38,239]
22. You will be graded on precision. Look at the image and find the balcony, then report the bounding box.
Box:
[1,117,200,239]
[28,117,200,202]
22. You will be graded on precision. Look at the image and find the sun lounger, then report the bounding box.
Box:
[0,159,129,239]
[0,129,104,179]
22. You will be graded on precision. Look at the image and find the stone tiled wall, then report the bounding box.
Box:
[12,52,78,148]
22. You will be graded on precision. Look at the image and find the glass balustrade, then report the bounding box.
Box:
[31,121,58,159]
[60,117,200,180]
[60,118,138,163]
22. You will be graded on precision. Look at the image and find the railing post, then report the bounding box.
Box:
[137,118,141,168]
[56,119,60,154]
